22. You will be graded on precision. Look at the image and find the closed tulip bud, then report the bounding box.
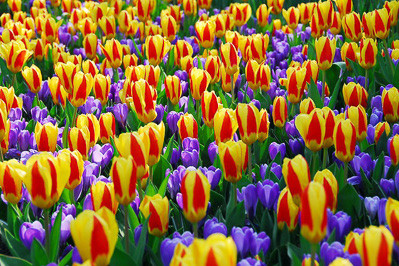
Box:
[41,17,62,43]
[83,33,98,61]
[386,198,399,244]
[48,76,67,107]
[220,42,240,76]
[214,108,238,144]
[333,119,356,162]
[231,3,251,27]
[145,35,171,66]
[385,1,399,26]
[245,60,259,91]
[71,208,118,266]
[69,72,94,108]
[189,67,211,101]
[0,160,25,204]
[29,39,49,61]
[21,65,42,94]
[283,7,300,30]
[295,109,326,152]
[374,8,391,39]
[161,15,177,42]
[267,0,284,15]
[310,13,323,38]
[55,149,83,191]
[335,0,353,17]
[218,140,245,183]
[299,98,316,114]
[91,181,118,214]
[272,96,288,128]
[331,14,343,35]
[123,54,138,69]
[247,34,269,64]
[286,67,307,104]
[34,122,58,153]
[282,155,310,205]
[382,87,399,123]
[346,105,367,142]
[99,113,115,144]
[100,39,122,69]
[164,75,182,105]
[358,38,378,70]
[220,64,239,93]
[128,79,157,124]
[390,135,399,166]
[54,61,79,93]
[342,82,368,108]
[117,10,131,35]
[315,1,334,31]
[136,0,155,22]
[139,194,169,237]
[375,122,390,144]
[342,12,362,42]
[24,153,67,209]
[138,122,165,167]
[177,113,198,141]
[344,230,363,254]
[341,42,359,70]
[82,60,99,77]
[362,11,375,39]
[300,182,327,244]
[321,107,337,148]
[298,3,315,25]
[93,74,111,106]
[205,55,221,84]
[78,18,97,37]
[0,100,7,144]
[195,20,216,49]
[180,169,210,223]
[98,16,116,39]
[202,91,221,128]
[315,36,336,71]
[257,4,272,27]
[314,169,338,212]
[277,188,299,231]
[114,132,149,179]
[257,63,272,92]
[68,127,90,160]
[110,156,138,206]
[257,109,270,142]
[174,40,193,66]
[0,40,32,74]
[360,226,394,266]
[76,114,100,148]
[236,103,260,146]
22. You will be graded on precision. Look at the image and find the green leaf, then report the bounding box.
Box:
[372,152,386,182]
[145,182,158,197]
[1,228,30,260]
[0,255,32,266]
[337,184,362,219]
[49,207,63,262]
[153,156,172,189]
[226,202,245,231]
[30,239,48,266]
[128,205,140,230]
[132,217,149,265]
[217,88,228,108]
[308,79,323,108]
[286,243,302,266]
[158,172,170,197]
[58,250,72,266]
[163,136,174,162]
[110,246,137,266]
[127,110,140,131]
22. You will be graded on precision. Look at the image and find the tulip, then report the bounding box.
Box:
[145,35,171,66]
[272,96,288,128]
[342,82,368,108]
[0,159,25,204]
[214,108,238,144]
[344,230,363,254]
[375,122,390,144]
[282,155,310,206]
[283,7,300,30]
[258,109,270,143]
[225,30,240,49]
[93,74,111,106]
[34,122,58,153]
[98,16,116,39]
[298,3,316,25]
[54,61,79,93]
[385,1,399,26]
[78,18,97,37]
[257,63,272,92]
[315,36,336,71]
[360,226,394,266]
[267,0,284,15]
[247,34,269,64]
[390,135,399,166]
[0,40,32,74]
[374,8,391,39]
[164,75,182,106]
[29,39,48,62]
[136,0,155,22]
[140,194,169,237]
[99,112,116,144]
[321,107,338,150]
[285,67,307,104]
[218,140,246,184]
[177,113,198,141]
[69,72,94,108]
[362,11,375,39]
[21,64,42,94]
[189,67,211,102]
[257,4,272,27]
[341,42,359,70]
[109,156,138,206]
[382,87,399,123]
[41,17,63,43]
[68,127,90,160]
[314,169,338,212]
[236,103,260,146]
[231,3,251,27]
[100,39,123,70]
[0,100,9,144]
[57,149,84,191]
[358,38,378,70]
[202,91,221,128]
[82,33,98,61]
[82,60,99,77]
[76,114,100,148]
[48,77,67,107]
[331,12,343,35]
[333,119,356,163]
[335,0,353,17]
[71,208,118,266]
[128,79,157,124]
[245,60,259,91]
[295,109,326,152]
[160,15,177,42]
[386,198,399,245]
[220,42,240,101]
[310,12,323,38]
[91,181,118,214]
[346,105,367,142]
[195,20,216,49]
[276,187,299,232]
[315,1,334,31]
[220,64,239,93]
[138,122,165,168]
[299,98,316,114]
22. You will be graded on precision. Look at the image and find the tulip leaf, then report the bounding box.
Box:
[372,153,386,183]
[1,228,30,260]
[167,49,175,73]
[145,182,158,197]
[308,79,323,108]
[153,156,172,189]
[132,217,149,265]
[376,132,388,156]
[58,249,72,266]
[327,229,336,244]
[307,42,316,61]
[226,201,245,231]
[163,136,174,162]
[49,207,62,262]
[30,239,48,266]
[127,205,140,230]
[286,243,302,266]
[126,110,140,132]
[110,246,136,266]
[0,254,32,266]
[360,169,374,196]
[337,184,363,220]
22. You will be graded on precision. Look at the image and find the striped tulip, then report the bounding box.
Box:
[68,127,90,160]
[100,39,123,69]
[91,181,118,214]
[245,60,259,91]
[344,230,363,254]
[362,11,375,39]
[21,65,42,94]
[182,0,197,16]
[385,1,399,26]
[331,12,342,35]
[139,194,169,237]
[24,153,67,209]
[382,87,399,123]
[34,122,58,153]
[136,0,155,22]
[76,114,100,148]
[41,17,62,43]
[177,113,198,141]
[220,42,240,76]
[114,132,148,179]
[204,56,220,84]
[118,10,131,35]
[220,65,239,93]
[258,109,270,142]
[161,15,177,42]
[236,103,260,146]
[358,38,378,70]
[295,109,326,152]
[231,3,252,27]
[57,149,84,190]
[322,107,338,148]
[342,12,362,42]
[286,67,307,104]
[283,7,300,30]
[315,1,334,31]
[247,34,269,64]
[375,122,390,144]
[257,4,272,27]
[0,101,8,144]
[180,169,210,223]
[342,82,368,108]
[195,20,216,49]
[390,135,399,166]
[198,0,212,9]
[29,39,48,61]
[0,160,25,204]
[374,8,391,39]
[298,3,316,25]
[99,113,116,144]
[300,98,316,114]
[128,79,157,124]
[303,60,319,84]
[310,13,323,38]
[300,182,327,244]
[218,140,245,183]
[110,156,137,206]
[138,122,165,167]
[257,63,272,92]
[346,105,368,142]
[202,91,221,128]
[333,119,356,163]
[267,0,284,15]
[174,40,193,66]
[82,60,99,77]
[315,36,336,71]
[71,208,118,266]
[93,74,111,106]
[282,154,311,206]
[0,40,32,73]
[314,169,338,212]
[54,62,79,94]
[189,67,211,101]
[277,187,299,231]
[341,42,359,71]
[360,226,394,266]
[386,198,399,244]
[145,35,171,66]
[164,75,182,105]
[272,96,288,128]
[336,0,353,17]
[98,16,116,39]
[123,54,139,69]
[83,33,98,61]
[214,108,238,144]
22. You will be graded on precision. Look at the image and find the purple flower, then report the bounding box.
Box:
[199,166,222,189]
[364,196,380,220]
[90,144,114,168]
[167,111,183,134]
[167,166,186,198]
[320,242,345,265]
[19,221,46,249]
[257,180,280,210]
[208,141,218,164]
[237,258,266,266]
[269,142,286,161]
[371,96,382,111]
[113,103,128,127]
[79,97,102,118]
[378,198,387,225]
[154,105,165,124]
[9,108,22,121]
[327,210,351,242]
[238,184,258,219]
[31,106,48,123]
[289,138,304,155]
[380,178,395,196]
[181,149,199,167]
[174,70,188,81]
[72,247,82,264]
[231,227,254,257]
[160,231,194,266]
[203,218,227,239]
[56,203,76,217]
[182,137,200,152]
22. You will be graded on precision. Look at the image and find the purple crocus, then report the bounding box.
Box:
[237,184,258,219]
[199,166,222,189]
[269,142,286,161]
[257,180,280,210]
[181,149,199,167]
[327,210,351,243]
[203,218,227,239]
[160,231,194,266]
[113,103,129,127]
[90,144,114,168]
[364,196,380,220]
[167,111,183,135]
[19,221,46,249]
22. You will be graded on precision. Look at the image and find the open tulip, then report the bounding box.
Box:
[257,4,272,27]
[145,35,171,66]
[267,0,284,15]
[295,109,326,152]
[100,39,123,69]
[298,3,316,25]
[231,3,251,27]
[360,226,394,266]
[315,1,334,31]
[140,194,169,237]
[335,0,353,17]
[283,7,300,29]
[0,40,32,73]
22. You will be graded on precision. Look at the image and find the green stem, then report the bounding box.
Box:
[138,178,144,202]
[344,162,348,184]
[196,99,201,126]
[383,39,395,76]
[311,151,318,177]
[44,209,50,255]
[12,73,16,88]
[242,86,248,103]
[114,68,119,83]
[321,70,326,100]
[149,165,153,184]
[247,144,252,179]
[232,183,237,207]
[230,74,235,105]
[310,244,316,266]
[124,205,130,253]
[71,105,77,128]
[69,189,75,204]
[0,146,3,162]
[322,148,328,169]
[193,222,198,238]
[365,69,369,92]
[289,103,296,120]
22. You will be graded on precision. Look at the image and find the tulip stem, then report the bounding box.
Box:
[44,209,50,255]
[321,70,326,100]
[365,69,369,92]
[289,103,296,119]
[114,68,119,83]
[344,162,348,184]
[247,144,252,179]
[310,244,316,266]
[69,189,75,204]
[311,151,318,177]
[149,165,153,184]
[242,86,248,103]
[0,147,3,162]
[124,205,130,253]
[196,100,201,126]
[71,106,77,128]
[232,183,237,207]
[230,74,235,105]
[138,178,144,202]
[322,148,328,169]
[193,222,198,238]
